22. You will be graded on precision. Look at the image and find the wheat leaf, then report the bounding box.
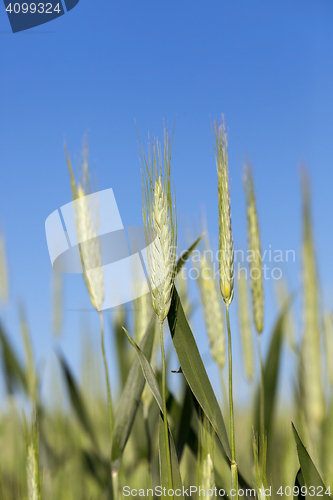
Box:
[292,423,331,498]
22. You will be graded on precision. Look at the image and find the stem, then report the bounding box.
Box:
[99,311,114,440]
[159,321,173,494]
[226,306,238,500]
[258,335,265,469]
[112,471,118,500]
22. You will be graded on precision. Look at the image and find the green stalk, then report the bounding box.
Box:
[226,307,238,500]
[258,335,265,471]
[159,321,173,494]
[99,311,114,439]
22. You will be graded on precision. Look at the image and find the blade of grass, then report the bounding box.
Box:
[294,468,306,500]
[0,321,27,395]
[292,423,331,498]
[176,384,194,461]
[176,233,204,275]
[113,306,130,391]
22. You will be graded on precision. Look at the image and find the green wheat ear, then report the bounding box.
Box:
[252,429,270,500]
[66,146,104,311]
[140,125,177,324]
[198,250,226,371]
[300,171,324,429]
[243,162,264,335]
[24,413,41,500]
[237,271,255,382]
[214,117,234,307]
[197,416,215,496]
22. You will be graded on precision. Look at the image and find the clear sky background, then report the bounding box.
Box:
[0,0,333,407]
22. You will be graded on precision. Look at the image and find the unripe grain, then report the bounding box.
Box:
[214,118,234,307]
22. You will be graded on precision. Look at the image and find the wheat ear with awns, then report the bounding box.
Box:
[214,118,234,307]
[141,127,177,324]
[66,148,104,312]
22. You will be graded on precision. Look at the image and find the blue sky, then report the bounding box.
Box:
[0,0,333,406]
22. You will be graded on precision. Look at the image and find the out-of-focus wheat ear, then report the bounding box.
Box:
[0,233,8,303]
[80,323,103,403]
[252,429,269,499]
[65,146,104,311]
[324,313,333,391]
[214,117,234,307]
[82,137,92,195]
[75,185,104,311]
[198,254,226,371]
[197,416,215,496]
[243,162,264,335]
[237,271,255,381]
[52,270,63,337]
[25,413,41,500]
[65,146,78,200]
[19,305,38,406]
[300,171,324,428]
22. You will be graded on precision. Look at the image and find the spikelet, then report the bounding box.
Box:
[300,173,324,427]
[198,254,226,370]
[324,313,333,391]
[141,127,177,324]
[237,271,255,381]
[66,147,104,311]
[0,233,8,303]
[214,118,234,307]
[243,163,264,335]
